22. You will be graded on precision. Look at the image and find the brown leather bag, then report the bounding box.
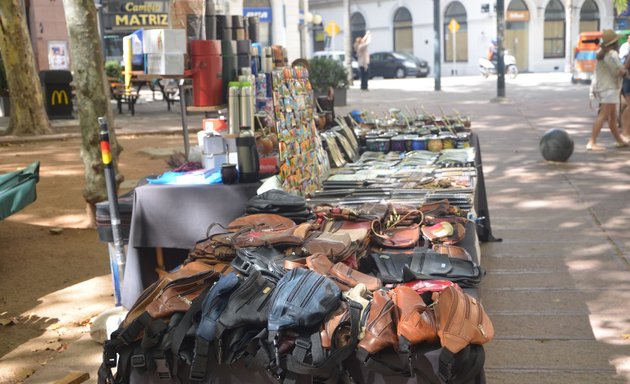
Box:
[227,213,295,232]
[433,244,473,262]
[303,231,354,262]
[323,220,372,243]
[391,286,438,351]
[187,232,236,262]
[357,290,398,355]
[431,285,494,354]
[122,261,220,327]
[329,262,382,292]
[421,222,466,245]
[372,222,421,249]
[145,269,220,319]
[232,222,313,248]
[320,301,351,349]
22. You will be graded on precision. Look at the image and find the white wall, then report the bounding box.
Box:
[308,0,617,75]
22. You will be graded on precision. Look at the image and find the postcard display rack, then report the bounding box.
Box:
[272,67,330,194]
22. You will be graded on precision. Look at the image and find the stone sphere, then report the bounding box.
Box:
[539,129,574,162]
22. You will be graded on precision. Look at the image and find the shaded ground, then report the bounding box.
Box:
[0,133,184,378]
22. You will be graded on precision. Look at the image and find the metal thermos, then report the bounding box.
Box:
[232,15,245,40]
[251,44,261,75]
[221,39,237,103]
[219,14,231,41]
[248,16,260,43]
[236,135,259,183]
[239,68,255,87]
[271,45,284,68]
[262,47,273,73]
[236,40,251,75]
[228,82,240,135]
[204,0,216,39]
[239,83,254,131]
[189,40,223,106]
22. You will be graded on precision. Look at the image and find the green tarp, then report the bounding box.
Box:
[0,161,40,220]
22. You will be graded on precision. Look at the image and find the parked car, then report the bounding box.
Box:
[312,50,360,79]
[397,52,430,78]
[369,51,426,79]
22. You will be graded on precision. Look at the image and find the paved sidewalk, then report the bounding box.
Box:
[3,73,630,383]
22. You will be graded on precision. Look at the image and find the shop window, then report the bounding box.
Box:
[393,7,413,53]
[443,1,468,62]
[351,12,367,51]
[579,0,600,33]
[544,0,565,58]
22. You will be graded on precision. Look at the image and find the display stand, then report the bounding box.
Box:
[272,67,329,194]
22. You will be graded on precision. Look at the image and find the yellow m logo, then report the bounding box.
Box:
[51,90,69,106]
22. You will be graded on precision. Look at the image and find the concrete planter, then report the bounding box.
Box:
[314,87,347,107]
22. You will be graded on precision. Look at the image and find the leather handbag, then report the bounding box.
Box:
[320,300,351,349]
[433,244,473,262]
[232,222,313,248]
[227,213,296,232]
[302,231,355,262]
[323,219,372,243]
[328,262,382,292]
[187,231,237,262]
[390,286,438,351]
[145,269,220,319]
[371,222,421,249]
[357,290,398,355]
[421,221,466,245]
[431,285,494,354]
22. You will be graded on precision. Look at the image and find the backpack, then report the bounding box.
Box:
[266,268,361,383]
[98,263,221,384]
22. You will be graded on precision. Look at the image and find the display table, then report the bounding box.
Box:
[121,182,260,309]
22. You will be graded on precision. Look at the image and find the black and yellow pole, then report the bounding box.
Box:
[98,117,125,306]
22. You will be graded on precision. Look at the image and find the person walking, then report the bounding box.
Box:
[588,29,629,151]
[354,31,371,91]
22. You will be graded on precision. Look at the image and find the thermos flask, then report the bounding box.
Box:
[228,82,240,135]
[236,135,259,183]
[239,83,254,131]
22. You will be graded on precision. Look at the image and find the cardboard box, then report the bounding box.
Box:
[142,29,186,54]
[145,53,184,75]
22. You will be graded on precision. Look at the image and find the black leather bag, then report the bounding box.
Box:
[369,247,484,287]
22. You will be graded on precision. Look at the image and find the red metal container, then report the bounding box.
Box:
[188,40,223,106]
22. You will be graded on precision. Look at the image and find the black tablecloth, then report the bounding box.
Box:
[471,133,499,243]
[121,183,260,309]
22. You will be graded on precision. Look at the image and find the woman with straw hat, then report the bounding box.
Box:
[588,29,629,151]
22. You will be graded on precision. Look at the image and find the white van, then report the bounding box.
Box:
[312,50,360,79]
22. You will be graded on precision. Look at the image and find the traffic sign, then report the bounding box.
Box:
[325,21,340,37]
[448,18,460,33]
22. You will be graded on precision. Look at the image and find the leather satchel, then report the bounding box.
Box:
[145,269,220,319]
[187,232,237,262]
[320,300,352,349]
[433,244,473,262]
[390,286,438,351]
[371,222,421,249]
[328,262,382,292]
[231,222,313,248]
[357,290,398,355]
[421,221,466,245]
[431,285,494,354]
[302,231,355,262]
[227,213,296,232]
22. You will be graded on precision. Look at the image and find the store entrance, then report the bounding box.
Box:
[506,21,528,72]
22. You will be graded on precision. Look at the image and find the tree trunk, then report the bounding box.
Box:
[62,0,124,217]
[0,0,52,135]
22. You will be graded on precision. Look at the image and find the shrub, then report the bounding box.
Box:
[308,57,348,92]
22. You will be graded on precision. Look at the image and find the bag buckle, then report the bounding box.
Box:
[130,354,146,368]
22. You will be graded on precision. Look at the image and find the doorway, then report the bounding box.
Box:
[505,0,529,72]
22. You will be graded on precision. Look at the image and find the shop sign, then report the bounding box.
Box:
[506,10,530,22]
[51,90,69,106]
[102,0,169,30]
[244,7,272,23]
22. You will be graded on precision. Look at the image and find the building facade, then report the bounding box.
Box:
[308,0,618,75]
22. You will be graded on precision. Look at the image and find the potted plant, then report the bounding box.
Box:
[0,58,9,117]
[105,60,123,81]
[308,57,348,107]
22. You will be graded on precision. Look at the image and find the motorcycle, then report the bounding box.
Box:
[478,50,518,79]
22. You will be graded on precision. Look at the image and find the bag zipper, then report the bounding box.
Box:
[367,295,394,330]
[285,270,306,303]
[477,300,488,338]
[300,276,326,307]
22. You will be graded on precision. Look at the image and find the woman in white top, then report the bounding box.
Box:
[588,29,629,150]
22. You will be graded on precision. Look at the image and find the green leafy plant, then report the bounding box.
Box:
[104,60,122,81]
[308,57,348,92]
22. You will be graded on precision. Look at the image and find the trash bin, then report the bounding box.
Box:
[39,70,73,119]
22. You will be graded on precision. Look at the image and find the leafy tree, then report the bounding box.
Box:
[63,0,123,227]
